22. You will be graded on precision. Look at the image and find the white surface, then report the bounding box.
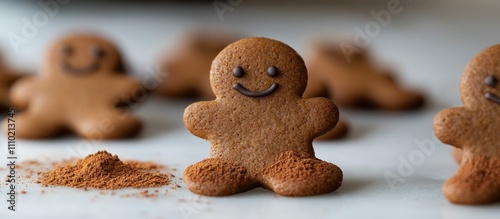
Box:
[1,1,500,219]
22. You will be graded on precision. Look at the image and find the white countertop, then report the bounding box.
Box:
[0,1,499,219]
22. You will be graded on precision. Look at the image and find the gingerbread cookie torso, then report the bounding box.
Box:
[434,44,500,205]
[304,42,425,110]
[2,34,142,139]
[183,37,343,196]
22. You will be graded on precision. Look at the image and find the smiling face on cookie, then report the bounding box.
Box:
[210,37,308,100]
[44,34,124,76]
[461,44,500,108]
[484,75,500,104]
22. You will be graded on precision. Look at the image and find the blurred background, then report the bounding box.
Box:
[1,0,500,107]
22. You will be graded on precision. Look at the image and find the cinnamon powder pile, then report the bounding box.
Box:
[39,151,171,189]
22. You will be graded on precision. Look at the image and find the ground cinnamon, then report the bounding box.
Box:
[39,151,171,189]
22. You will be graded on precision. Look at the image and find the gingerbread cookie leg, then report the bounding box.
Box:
[443,154,500,205]
[261,151,343,196]
[369,79,424,110]
[7,113,65,138]
[183,158,257,196]
[70,111,142,140]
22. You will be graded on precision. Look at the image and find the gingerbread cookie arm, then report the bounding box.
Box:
[109,76,142,105]
[302,97,339,139]
[433,107,470,148]
[315,119,349,140]
[183,101,217,140]
[9,76,37,110]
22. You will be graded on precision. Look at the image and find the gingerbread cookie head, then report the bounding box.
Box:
[43,33,125,78]
[460,44,500,109]
[211,37,308,100]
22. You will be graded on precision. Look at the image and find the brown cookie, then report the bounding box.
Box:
[183,37,343,196]
[0,55,25,109]
[304,42,425,111]
[2,33,142,139]
[434,44,500,205]
[155,32,240,100]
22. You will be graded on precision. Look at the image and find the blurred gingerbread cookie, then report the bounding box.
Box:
[434,44,500,205]
[304,42,425,111]
[3,33,142,139]
[155,31,241,100]
[0,54,25,109]
[183,37,343,196]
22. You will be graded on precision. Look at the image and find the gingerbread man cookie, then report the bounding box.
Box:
[3,33,142,139]
[0,55,24,109]
[155,32,239,100]
[304,42,425,110]
[183,37,343,196]
[434,44,500,205]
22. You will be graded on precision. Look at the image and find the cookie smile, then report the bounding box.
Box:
[232,83,279,97]
[61,60,100,75]
[485,92,500,104]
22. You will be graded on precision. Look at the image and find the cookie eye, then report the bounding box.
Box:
[90,45,105,58]
[267,66,279,77]
[233,66,244,78]
[485,75,498,87]
[61,46,73,56]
